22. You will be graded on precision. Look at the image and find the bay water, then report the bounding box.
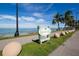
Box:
[0,28,56,37]
[0,28,37,37]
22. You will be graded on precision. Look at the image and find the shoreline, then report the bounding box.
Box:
[0,32,38,40]
[0,30,72,40]
[0,30,56,40]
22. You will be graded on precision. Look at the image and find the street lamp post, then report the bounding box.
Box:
[14,3,19,37]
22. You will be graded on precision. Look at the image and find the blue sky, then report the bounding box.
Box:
[0,3,79,28]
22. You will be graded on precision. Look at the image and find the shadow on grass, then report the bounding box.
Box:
[32,39,39,44]
[32,39,49,44]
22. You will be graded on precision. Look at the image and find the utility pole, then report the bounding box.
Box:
[14,3,19,37]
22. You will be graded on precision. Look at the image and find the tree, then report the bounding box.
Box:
[14,3,19,37]
[52,13,62,30]
[64,10,74,29]
[75,20,79,29]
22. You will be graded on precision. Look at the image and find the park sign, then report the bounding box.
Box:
[38,26,51,44]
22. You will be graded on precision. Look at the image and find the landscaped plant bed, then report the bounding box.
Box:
[18,32,74,56]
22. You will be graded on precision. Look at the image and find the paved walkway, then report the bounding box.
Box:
[0,31,61,51]
[0,35,38,50]
[49,31,79,56]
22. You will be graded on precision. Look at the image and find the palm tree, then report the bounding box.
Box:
[14,3,19,37]
[70,16,75,27]
[52,13,62,30]
[64,10,73,29]
[75,20,79,29]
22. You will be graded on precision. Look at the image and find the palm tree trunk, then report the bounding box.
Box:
[64,23,66,30]
[14,3,19,37]
[58,22,60,30]
[37,26,40,40]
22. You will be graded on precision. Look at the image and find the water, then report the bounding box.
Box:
[0,28,37,37]
[0,28,57,37]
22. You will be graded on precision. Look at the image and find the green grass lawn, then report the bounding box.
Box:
[19,32,73,56]
[0,32,73,56]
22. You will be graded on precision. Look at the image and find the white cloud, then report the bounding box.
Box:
[21,16,35,21]
[0,15,16,20]
[0,14,45,23]
[0,17,3,20]
[0,24,16,28]
[33,13,43,18]
[22,3,54,12]
[36,19,45,23]
[0,23,37,28]
[0,14,23,21]
[0,14,53,28]
[19,23,37,28]
[22,4,45,12]
[43,4,53,12]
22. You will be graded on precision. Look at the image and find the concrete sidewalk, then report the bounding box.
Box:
[0,31,61,51]
[49,31,79,56]
[0,35,38,50]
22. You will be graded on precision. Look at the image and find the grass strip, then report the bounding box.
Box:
[19,32,73,56]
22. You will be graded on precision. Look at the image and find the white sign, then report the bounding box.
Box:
[38,26,51,44]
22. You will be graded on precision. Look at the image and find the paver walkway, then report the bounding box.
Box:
[49,31,79,56]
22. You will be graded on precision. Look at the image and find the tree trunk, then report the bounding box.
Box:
[58,22,60,31]
[64,23,66,30]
